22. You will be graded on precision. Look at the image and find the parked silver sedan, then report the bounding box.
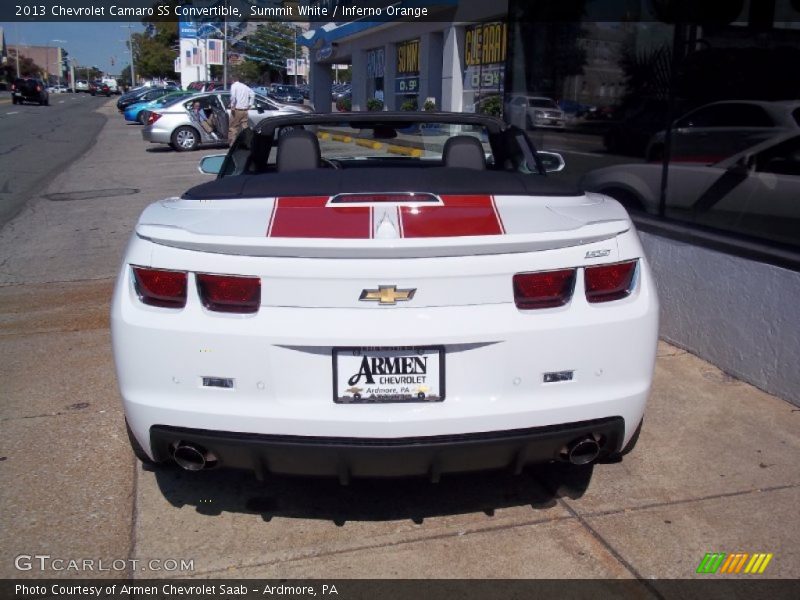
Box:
[141,91,311,151]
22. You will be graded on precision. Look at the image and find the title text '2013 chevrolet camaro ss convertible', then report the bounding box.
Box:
[111,112,658,483]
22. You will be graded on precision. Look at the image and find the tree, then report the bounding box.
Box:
[130,21,179,79]
[118,65,132,87]
[235,22,298,84]
[2,51,42,80]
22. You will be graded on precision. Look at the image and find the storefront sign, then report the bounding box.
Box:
[395,76,420,95]
[463,63,504,92]
[179,17,197,39]
[465,22,507,67]
[367,47,385,78]
[397,39,420,74]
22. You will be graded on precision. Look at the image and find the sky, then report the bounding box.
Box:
[2,22,145,76]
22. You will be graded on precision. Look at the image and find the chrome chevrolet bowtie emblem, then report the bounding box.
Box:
[359,285,416,305]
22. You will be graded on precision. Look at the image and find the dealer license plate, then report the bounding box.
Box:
[333,346,444,403]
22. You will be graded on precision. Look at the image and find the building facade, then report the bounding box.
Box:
[300,0,509,113]
[7,44,67,84]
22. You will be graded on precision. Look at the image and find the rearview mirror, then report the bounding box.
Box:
[198,154,226,175]
[537,151,566,173]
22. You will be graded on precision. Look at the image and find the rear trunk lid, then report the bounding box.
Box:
[136,192,630,259]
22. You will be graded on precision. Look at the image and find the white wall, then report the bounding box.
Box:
[640,231,800,406]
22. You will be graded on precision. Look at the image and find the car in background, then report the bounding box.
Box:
[141,91,311,151]
[186,81,228,93]
[645,100,800,162]
[140,80,180,90]
[331,84,351,102]
[581,132,800,246]
[505,95,566,129]
[89,80,112,96]
[11,78,49,105]
[123,90,193,124]
[117,86,176,112]
[269,84,304,104]
[75,80,89,93]
[115,111,658,477]
[102,77,121,95]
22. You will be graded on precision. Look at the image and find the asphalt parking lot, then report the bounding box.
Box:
[0,98,798,583]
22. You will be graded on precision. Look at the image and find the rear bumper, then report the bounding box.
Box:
[150,417,625,479]
[141,125,172,144]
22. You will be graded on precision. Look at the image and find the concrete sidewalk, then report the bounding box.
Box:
[0,100,798,582]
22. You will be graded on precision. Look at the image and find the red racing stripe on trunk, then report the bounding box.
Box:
[268,196,372,239]
[399,195,504,238]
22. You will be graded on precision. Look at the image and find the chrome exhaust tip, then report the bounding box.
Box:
[565,436,601,465]
[172,442,212,471]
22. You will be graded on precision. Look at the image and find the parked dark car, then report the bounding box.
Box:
[187,81,228,93]
[116,87,175,112]
[89,80,111,96]
[269,85,304,104]
[11,78,49,105]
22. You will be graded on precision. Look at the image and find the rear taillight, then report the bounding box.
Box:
[147,112,162,125]
[132,267,187,308]
[585,260,637,303]
[513,269,576,309]
[36,85,42,92]
[11,84,15,91]
[196,274,260,314]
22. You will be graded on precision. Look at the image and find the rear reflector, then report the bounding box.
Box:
[513,269,576,309]
[196,274,261,314]
[585,260,637,303]
[132,267,187,308]
[147,112,162,125]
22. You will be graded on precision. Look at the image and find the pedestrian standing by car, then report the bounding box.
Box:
[228,76,254,143]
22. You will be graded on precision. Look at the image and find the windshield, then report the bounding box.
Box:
[275,86,300,94]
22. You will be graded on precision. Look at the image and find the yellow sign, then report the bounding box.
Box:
[397,39,420,74]
[465,22,507,67]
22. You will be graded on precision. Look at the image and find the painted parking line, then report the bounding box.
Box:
[6,111,19,115]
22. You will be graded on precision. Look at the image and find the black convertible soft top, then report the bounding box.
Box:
[182,167,582,200]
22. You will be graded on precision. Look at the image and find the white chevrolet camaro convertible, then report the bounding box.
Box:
[111,112,658,482]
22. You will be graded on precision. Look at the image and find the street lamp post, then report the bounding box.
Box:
[121,24,136,86]
[52,39,66,87]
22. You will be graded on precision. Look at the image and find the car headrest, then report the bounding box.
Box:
[277,129,320,172]
[443,135,486,170]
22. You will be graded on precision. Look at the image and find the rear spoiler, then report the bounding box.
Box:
[135,220,630,259]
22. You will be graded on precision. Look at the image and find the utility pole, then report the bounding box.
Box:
[52,39,66,87]
[122,24,135,86]
[223,13,228,89]
[14,24,20,77]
